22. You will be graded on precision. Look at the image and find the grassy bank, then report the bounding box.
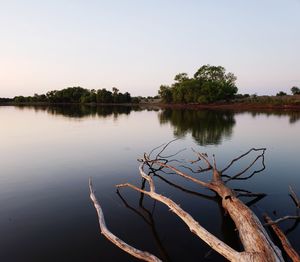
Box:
[139,95,300,110]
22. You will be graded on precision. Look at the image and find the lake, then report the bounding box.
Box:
[0,105,299,261]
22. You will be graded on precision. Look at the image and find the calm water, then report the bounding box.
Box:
[0,105,299,261]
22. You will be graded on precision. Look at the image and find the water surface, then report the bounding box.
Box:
[0,105,299,261]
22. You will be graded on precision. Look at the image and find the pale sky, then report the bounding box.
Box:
[0,0,299,97]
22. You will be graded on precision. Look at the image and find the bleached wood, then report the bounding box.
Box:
[117,165,241,262]
[90,147,300,262]
[148,154,284,261]
[89,178,162,262]
[264,214,300,262]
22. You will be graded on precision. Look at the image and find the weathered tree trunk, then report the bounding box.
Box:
[146,158,283,262]
[89,147,299,261]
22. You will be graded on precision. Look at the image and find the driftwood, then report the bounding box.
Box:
[89,145,299,261]
[264,214,300,262]
[263,186,300,262]
[89,178,161,262]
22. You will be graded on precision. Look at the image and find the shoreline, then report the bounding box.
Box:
[1,101,300,111]
[143,102,300,111]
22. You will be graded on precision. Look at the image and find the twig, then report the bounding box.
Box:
[191,148,212,170]
[221,148,266,173]
[155,139,179,159]
[159,148,187,159]
[224,150,266,183]
[289,185,300,208]
[264,216,300,226]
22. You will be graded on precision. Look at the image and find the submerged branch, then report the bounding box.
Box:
[265,215,300,226]
[289,185,300,208]
[89,178,161,262]
[264,214,300,262]
[117,165,241,262]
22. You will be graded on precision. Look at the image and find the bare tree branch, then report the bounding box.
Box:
[150,160,214,190]
[140,150,285,261]
[264,214,300,262]
[89,178,162,262]
[191,148,213,170]
[265,215,300,226]
[117,165,241,262]
[289,185,300,208]
[90,145,300,262]
[221,148,266,173]
[152,139,179,159]
[224,149,266,183]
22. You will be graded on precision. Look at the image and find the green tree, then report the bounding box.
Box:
[194,65,237,101]
[174,73,189,82]
[13,96,26,103]
[158,85,173,103]
[291,86,300,95]
[112,87,119,103]
[158,65,238,104]
[276,91,287,96]
[97,89,113,103]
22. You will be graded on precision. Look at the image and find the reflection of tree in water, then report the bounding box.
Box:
[289,113,300,124]
[15,105,143,119]
[48,105,138,118]
[159,109,235,145]
[249,111,300,124]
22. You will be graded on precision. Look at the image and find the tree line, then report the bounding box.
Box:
[12,87,134,104]
[2,66,300,104]
[0,97,12,103]
[276,86,300,96]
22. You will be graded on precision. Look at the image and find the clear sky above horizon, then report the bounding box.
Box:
[0,0,299,97]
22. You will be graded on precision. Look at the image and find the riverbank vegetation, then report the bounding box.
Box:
[157,64,300,107]
[11,87,135,104]
[0,97,13,103]
[233,94,300,107]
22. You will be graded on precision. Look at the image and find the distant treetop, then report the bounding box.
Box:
[291,86,300,95]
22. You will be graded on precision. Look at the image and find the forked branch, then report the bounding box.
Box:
[117,164,241,262]
[264,214,300,262]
